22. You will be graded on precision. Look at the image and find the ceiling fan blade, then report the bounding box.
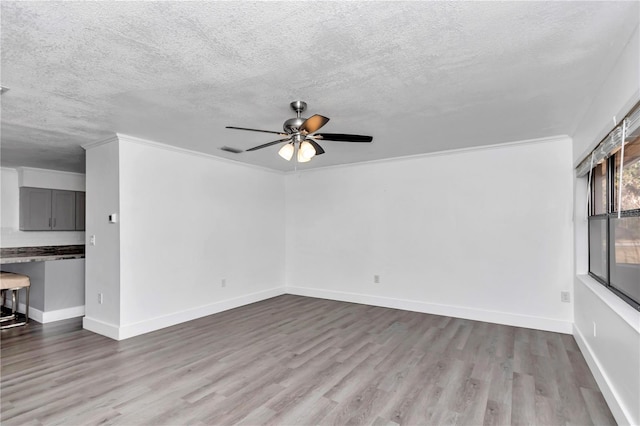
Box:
[314,133,373,143]
[246,138,291,152]
[226,126,286,136]
[306,139,325,155]
[299,114,329,134]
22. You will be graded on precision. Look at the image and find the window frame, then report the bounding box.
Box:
[588,148,640,311]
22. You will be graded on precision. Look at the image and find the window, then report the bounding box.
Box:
[592,161,608,215]
[585,111,640,311]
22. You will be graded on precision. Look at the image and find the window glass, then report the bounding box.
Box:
[589,217,608,282]
[592,161,608,215]
[609,215,640,302]
[613,134,640,212]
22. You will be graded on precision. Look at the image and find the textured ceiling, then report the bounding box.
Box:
[1,1,638,173]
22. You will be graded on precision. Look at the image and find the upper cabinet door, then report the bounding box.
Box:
[75,191,85,231]
[51,190,76,230]
[20,187,53,230]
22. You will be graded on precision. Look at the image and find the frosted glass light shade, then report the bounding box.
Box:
[299,140,316,160]
[297,149,311,163]
[278,143,294,161]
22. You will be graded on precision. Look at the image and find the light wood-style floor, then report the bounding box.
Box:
[1,295,614,425]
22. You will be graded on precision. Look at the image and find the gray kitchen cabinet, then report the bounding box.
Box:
[19,187,52,230]
[52,190,76,230]
[75,191,85,230]
[20,187,84,231]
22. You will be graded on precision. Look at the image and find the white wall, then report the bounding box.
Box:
[83,138,122,332]
[84,134,286,339]
[286,136,574,333]
[574,277,640,426]
[1,167,85,247]
[571,24,640,426]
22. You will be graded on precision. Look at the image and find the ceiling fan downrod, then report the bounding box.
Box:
[283,101,307,134]
[290,101,307,117]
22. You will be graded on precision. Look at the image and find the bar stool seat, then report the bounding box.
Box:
[1,271,30,329]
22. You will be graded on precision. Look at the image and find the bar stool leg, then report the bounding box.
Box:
[0,288,28,329]
[0,289,14,322]
[25,287,29,324]
[1,272,32,329]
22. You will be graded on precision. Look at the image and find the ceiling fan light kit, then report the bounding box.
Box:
[297,150,311,163]
[226,101,373,163]
[299,140,317,160]
[278,143,294,161]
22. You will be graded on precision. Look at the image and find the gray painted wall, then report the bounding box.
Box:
[1,262,45,311]
[1,259,84,313]
[45,258,84,310]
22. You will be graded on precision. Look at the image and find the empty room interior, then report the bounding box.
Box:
[1,2,639,425]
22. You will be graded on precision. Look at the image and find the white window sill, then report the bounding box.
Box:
[577,274,640,333]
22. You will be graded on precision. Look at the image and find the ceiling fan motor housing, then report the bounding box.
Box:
[283,117,305,134]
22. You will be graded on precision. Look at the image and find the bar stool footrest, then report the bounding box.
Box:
[0,321,28,330]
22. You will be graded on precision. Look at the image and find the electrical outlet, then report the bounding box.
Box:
[98,293,103,304]
[90,235,96,246]
[561,291,571,303]
[221,278,226,288]
[374,275,380,284]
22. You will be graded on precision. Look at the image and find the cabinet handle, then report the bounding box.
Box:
[49,218,51,228]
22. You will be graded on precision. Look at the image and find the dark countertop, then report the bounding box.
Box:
[0,245,85,264]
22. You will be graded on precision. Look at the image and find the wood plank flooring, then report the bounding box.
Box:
[1,295,614,425]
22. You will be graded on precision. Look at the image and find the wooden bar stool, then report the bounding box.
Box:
[0,271,30,329]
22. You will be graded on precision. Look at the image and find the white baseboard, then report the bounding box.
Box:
[286,286,573,334]
[3,300,84,323]
[81,285,571,339]
[573,323,632,426]
[29,306,44,323]
[92,287,286,341]
[42,305,85,323]
[83,316,120,340]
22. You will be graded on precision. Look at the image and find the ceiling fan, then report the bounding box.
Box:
[225,101,373,163]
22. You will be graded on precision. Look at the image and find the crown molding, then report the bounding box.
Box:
[95,133,285,175]
[82,133,570,176]
[16,166,85,178]
[1,166,86,178]
[81,134,120,150]
[285,134,572,175]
